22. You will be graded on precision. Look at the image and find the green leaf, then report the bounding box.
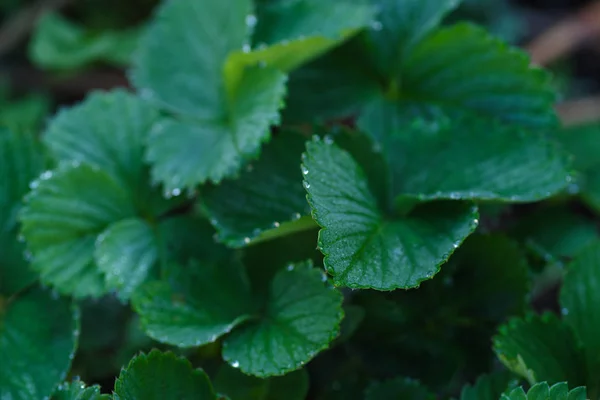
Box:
[493,313,586,386]
[19,164,135,298]
[95,218,158,301]
[555,123,600,213]
[52,378,110,400]
[213,364,309,400]
[303,139,478,290]
[132,259,255,347]
[384,117,570,202]
[134,0,287,190]
[0,93,50,134]
[501,382,587,400]
[222,262,343,377]
[114,350,216,400]
[364,377,435,400]
[460,371,515,400]
[359,22,556,134]
[0,287,79,400]
[224,0,375,74]
[366,0,461,77]
[29,12,141,70]
[0,129,46,295]
[512,207,598,262]
[560,243,600,394]
[43,89,168,215]
[202,132,313,247]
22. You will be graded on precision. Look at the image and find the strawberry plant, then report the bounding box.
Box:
[1,0,599,398]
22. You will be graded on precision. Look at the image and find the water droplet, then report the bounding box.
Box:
[40,170,53,180]
[17,234,25,243]
[286,264,295,271]
[257,42,268,50]
[231,361,240,368]
[292,212,301,220]
[303,181,310,189]
[245,14,257,27]
[71,160,81,167]
[301,165,309,175]
[453,243,459,249]
[243,237,251,244]
[370,20,383,31]
[311,134,321,142]
[273,221,280,228]
[171,188,182,197]
[473,219,479,225]
[562,307,569,315]
[242,44,251,53]
[323,135,334,145]
[29,180,39,189]
[566,175,573,183]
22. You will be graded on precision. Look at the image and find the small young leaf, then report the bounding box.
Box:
[19,164,135,298]
[114,350,216,400]
[560,242,600,390]
[95,218,158,301]
[202,132,313,247]
[0,287,79,400]
[132,259,255,347]
[501,382,587,400]
[303,140,478,290]
[364,377,435,400]
[52,378,109,400]
[493,313,586,387]
[29,12,141,70]
[460,371,515,400]
[222,262,343,377]
[134,0,287,190]
[213,364,309,400]
[383,117,571,202]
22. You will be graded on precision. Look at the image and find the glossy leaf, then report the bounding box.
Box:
[213,364,309,400]
[493,313,586,386]
[19,164,135,298]
[0,287,79,400]
[364,377,435,400]
[202,132,313,247]
[52,378,109,400]
[95,218,158,301]
[385,117,570,202]
[113,350,216,400]
[501,382,587,400]
[303,139,478,290]
[134,0,287,190]
[366,0,461,76]
[29,12,141,70]
[560,243,600,392]
[222,262,344,377]
[460,371,515,400]
[132,260,255,347]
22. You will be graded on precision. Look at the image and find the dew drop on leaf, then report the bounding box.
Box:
[245,14,257,28]
[370,20,382,31]
[303,181,310,189]
[301,165,309,175]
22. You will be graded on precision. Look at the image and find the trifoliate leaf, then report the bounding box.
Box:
[29,12,141,70]
[501,382,587,400]
[560,243,600,391]
[213,364,309,400]
[52,378,109,400]
[202,132,313,247]
[226,0,375,74]
[0,129,46,295]
[222,262,343,377]
[0,287,79,400]
[384,117,571,202]
[114,350,216,400]
[364,377,435,400]
[19,164,135,298]
[460,371,515,400]
[303,139,478,290]
[134,0,287,190]
[366,0,461,76]
[95,218,158,301]
[555,123,600,213]
[359,22,556,136]
[512,207,597,262]
[132,259,255,347]
[43,89,169,215]
[493,313,586,386]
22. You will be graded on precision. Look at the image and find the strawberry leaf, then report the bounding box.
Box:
[501,382,587,400]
